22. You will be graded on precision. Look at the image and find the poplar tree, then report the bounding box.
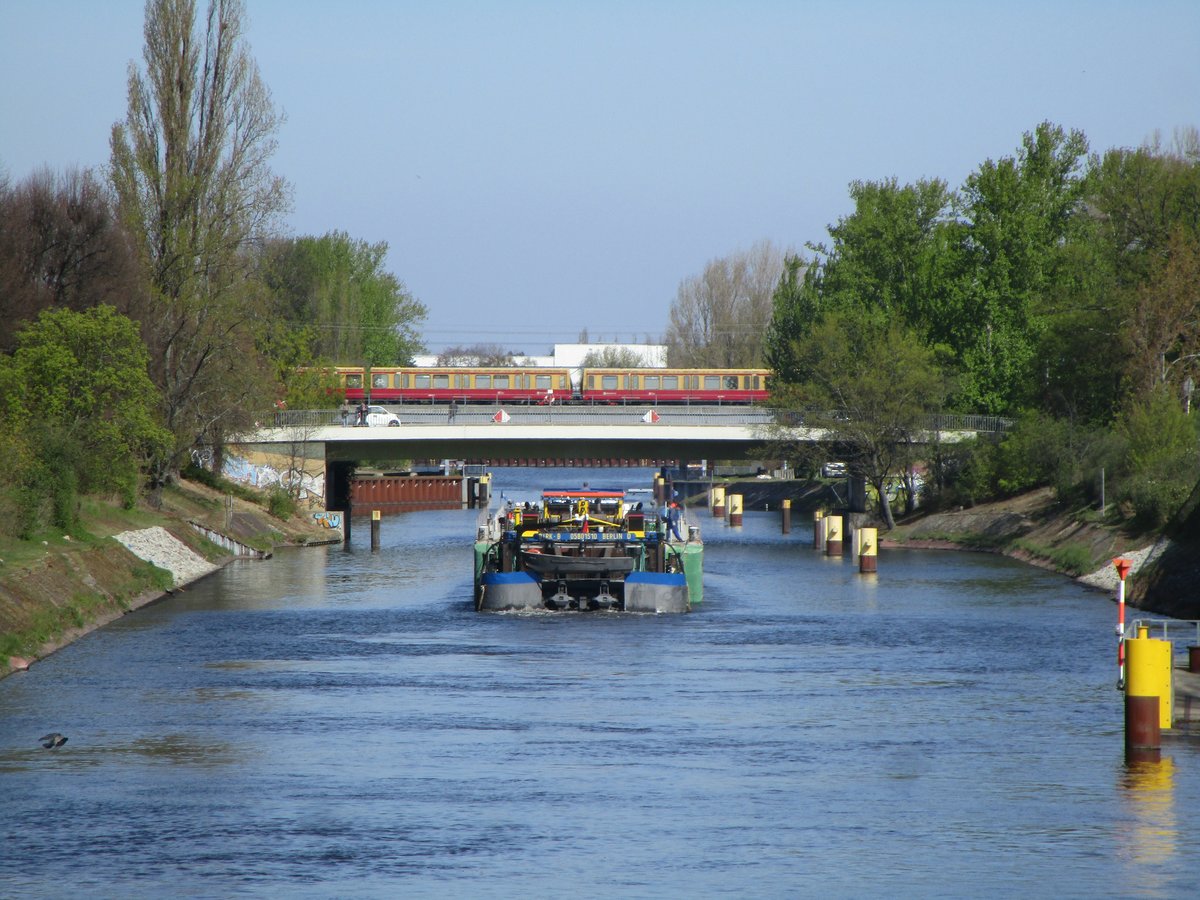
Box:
[110,0,290,488]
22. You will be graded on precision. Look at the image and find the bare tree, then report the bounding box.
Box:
[665,239,786,367]
[110,0,290,487]
[0,168,142,352]
[435,344,521,366]
[580,346,654,367]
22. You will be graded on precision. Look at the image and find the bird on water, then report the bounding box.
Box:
[39,733,67,749]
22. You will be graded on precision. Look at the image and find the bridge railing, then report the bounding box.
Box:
[266,406,1013,433]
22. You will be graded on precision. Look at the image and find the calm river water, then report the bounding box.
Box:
[2,466,1198,898]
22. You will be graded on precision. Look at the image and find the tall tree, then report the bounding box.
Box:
[954,122,1090,414]
[665,239,785,367]
[807,176,955,331]
[110,0,290,486]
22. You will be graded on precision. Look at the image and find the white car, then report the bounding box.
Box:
[365,405,401,427]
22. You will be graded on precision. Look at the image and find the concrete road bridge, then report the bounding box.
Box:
[249,404,1009,465]
[230,405,1010,515]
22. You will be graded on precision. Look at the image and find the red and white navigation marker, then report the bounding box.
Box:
[1114,556,1133,689]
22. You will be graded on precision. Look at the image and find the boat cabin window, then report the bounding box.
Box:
[433,374,449,389]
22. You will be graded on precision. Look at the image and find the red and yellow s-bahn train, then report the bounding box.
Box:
[327,366,770,404]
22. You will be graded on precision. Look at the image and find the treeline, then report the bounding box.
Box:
[762,123,1200,529]
[0,0,424,539]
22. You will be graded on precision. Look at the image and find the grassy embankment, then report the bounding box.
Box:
[0,476,332,674]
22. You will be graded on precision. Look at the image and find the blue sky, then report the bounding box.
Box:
[2,1,1198,353]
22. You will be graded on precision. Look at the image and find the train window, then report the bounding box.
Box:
[704,375,720,389]
[372,373,388,389]
[724,376,739,390]
[688,375,699,390]
[602,375,618,390]
[345,373,363,389]
[662,376,677,390]
[454,374,468,388]
[495,375,510,389]
[415,374,431,388]
[644,376,660,390]
[586,375,594,389]
[476,375,491,388]
[433,374,449,389]
[624,375,635,389]
[751,375,760,390]
[400,373,409,388]
[535,375,552,389]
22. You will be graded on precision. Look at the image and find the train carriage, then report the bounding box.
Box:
[316,365,769,405]
[334,366,572,404]
[579,368,769,404]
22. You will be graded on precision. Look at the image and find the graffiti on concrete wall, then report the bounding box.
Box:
[220,453,325,502]
[311,511,342,529]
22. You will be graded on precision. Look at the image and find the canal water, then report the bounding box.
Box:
[2,466,1198,898]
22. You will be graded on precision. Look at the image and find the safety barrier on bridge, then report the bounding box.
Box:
[268,406,1013,433]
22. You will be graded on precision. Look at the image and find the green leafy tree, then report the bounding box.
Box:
[110,0,290,487]
[1117,388,1200,527]
[954,122,1090,414]
[764,254,819,384]
[771,308,951,529]
[0,306,170,535]
[262,232,426,366]
[807,176,955,328]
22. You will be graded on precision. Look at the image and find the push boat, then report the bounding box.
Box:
[474,489,702,613]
